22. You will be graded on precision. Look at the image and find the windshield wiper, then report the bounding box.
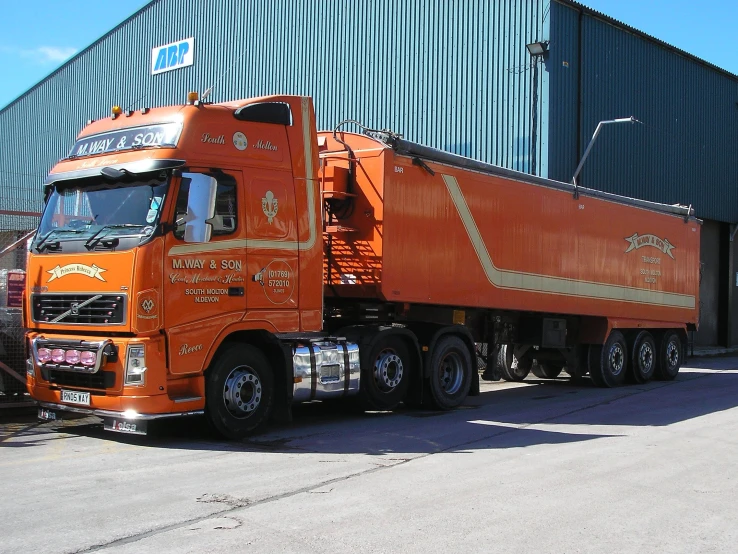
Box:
[35,228,86,252]
[84,224,145,250]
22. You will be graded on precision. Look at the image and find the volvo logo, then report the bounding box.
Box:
[70,302,80,315]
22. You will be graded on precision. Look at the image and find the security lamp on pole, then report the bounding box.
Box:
[526,41,549,56]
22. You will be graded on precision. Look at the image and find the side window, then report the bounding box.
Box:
[174,172,238,239]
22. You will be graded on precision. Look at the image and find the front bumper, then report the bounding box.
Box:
[37,401,203,420]
[36,401,204,436]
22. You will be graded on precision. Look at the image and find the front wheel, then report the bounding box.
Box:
[206,344,274,439]
[427,335,472,410]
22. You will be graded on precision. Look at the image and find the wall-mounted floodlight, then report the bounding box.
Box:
[571,116,642,198]
[526,41,549,56]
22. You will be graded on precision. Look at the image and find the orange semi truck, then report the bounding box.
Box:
[25,94,699,437]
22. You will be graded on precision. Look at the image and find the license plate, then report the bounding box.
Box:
[103,417,147,435]
[38,408,58,421]
[61,390,91,406]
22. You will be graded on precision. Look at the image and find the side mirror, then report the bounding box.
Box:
[182,173,217,243]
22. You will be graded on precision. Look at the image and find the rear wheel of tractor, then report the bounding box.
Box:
[206,344,274,440]
[532,363,563,379]
[588,331,628,388]
[359,336,412,411]
[655,331,683,381]
[630,331,656,383]
[498,344,532,382]
[427,335,472,410]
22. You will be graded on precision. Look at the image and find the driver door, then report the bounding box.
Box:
[163,169,247,375]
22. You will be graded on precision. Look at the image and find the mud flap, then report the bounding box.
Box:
[469,368,480,396]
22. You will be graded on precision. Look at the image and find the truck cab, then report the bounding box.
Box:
[26,94,326,436]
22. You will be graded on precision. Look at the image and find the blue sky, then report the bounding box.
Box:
[1,1,737,110]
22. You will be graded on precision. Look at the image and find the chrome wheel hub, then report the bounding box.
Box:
[223,366,262,418]
[666,341,679,368]
[608,344,625,376]
[639,343,653,371]
[374,351,403,392]
[439,352,464,395]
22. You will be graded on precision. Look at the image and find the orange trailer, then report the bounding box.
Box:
[24,94,699,438]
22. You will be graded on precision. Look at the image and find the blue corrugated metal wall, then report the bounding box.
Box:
[0,0,549,230]
[548,1,738,223]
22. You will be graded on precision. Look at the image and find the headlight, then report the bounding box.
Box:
[125,344,147,386]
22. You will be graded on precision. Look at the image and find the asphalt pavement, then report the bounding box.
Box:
[1,356,737,553]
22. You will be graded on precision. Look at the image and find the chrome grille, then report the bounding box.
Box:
[32,294,126,325]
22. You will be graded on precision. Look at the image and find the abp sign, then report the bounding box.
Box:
[151,37,195,75]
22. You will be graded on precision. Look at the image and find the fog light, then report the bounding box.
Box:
[65,350,81,364]
[51,349,65,363]
[37,348,52,363]
[80,351,97,367]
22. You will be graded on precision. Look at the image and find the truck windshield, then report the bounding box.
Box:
[34,176,168,253]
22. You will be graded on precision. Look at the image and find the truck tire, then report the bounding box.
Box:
[498,344,532,382]
[426,335,472,410]
[206,344,274,440]
[630,331,656,383]
[359,335,412,411]
[532,363,563,379]
[588,331,628,388]
[655,331,682,381]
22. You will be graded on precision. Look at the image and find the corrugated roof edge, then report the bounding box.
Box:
[0,0,161,117]
[2,0,735,115]
[559,0,738,82]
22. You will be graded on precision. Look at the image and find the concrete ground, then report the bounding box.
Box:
[1,356,737,554]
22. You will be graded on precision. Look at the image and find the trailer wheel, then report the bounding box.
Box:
[205,344,274,440]
[588,331,628,388]
[359,336,412,411]
[655,331,682,381]
[630,331,656,383]
[532,363,563,379]
[498,344,532,382]
[427,335,472,410]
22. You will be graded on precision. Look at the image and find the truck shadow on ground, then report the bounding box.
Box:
[34,365,738,455]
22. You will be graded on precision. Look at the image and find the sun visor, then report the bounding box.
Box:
[45,159,186,186]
